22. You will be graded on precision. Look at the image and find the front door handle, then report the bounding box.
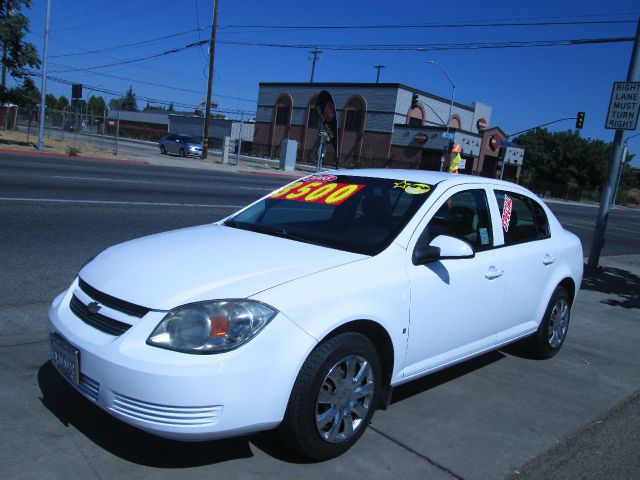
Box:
[543,254,555,265]
[485,266,503,280]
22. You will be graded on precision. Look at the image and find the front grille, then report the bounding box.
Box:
[78,278,151,318]
[70,295,132,336]
[110,393,223,427]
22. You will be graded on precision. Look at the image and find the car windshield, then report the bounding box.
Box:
[178,135,199,143]
[224,175,434,255]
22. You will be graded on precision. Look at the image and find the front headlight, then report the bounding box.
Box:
[147,300,277,354]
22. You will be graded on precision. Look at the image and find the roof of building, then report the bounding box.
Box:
[259,82,474,111]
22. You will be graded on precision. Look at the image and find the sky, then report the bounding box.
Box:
[16,0,640,166]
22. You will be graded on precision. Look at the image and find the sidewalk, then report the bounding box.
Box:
[508,254,640,480]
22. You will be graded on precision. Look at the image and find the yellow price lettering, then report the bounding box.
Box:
[286,182,323,199]
[325,184,360,204]
[271,182,303,199]
[304,183,338,202]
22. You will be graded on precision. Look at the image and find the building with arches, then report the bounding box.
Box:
[253,82,506,175]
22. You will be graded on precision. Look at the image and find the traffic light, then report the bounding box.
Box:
[575,111,585,129]
[411,93,419,109]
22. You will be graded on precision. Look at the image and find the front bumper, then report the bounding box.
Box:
[47,281,317,440]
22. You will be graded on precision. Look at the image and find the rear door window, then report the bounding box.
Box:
[494,191,550,245]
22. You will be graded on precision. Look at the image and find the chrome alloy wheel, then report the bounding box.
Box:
[315,354,375,443]
[548,297,569,348]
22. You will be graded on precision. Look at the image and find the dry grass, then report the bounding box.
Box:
[0,129,133,160]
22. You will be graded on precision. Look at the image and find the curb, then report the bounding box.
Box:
[238,169,305,179]
[0,148,149,165]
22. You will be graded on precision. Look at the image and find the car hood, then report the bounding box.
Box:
[79,224,366,311]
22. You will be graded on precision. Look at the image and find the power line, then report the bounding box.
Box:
[73,40,208,71]
[215,36,634,51]
[41,16,639,60]
[53,0,188,33]
[50,28,205,58]
[26,64,255,104]
[217,18,639,31]
[24,70,258,114]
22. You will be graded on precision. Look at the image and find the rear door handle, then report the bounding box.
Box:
[485,266,503,279]
[543,254,555,265]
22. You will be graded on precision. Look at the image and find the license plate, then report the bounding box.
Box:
[50,333,80,385]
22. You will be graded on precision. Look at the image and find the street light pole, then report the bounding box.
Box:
[426,60,456,171]
[36,0,51,152]
[201,0,219,160]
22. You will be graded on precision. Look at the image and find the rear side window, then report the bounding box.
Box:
[495,191,550,245]
[427,189,493,252]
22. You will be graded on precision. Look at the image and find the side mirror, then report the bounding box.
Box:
[412,235,475,266]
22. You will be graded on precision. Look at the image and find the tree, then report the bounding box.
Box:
[514,129,611,193]
[168,102,175,112]
[87,95,106,114]
[6,76,39,108]
[57,95,69,110]
[143,101,166,112]
[44,92,56,110]
[0,0,40,102]
[120,85,137,111]
[108,97,122,110]
[109,86,137,111]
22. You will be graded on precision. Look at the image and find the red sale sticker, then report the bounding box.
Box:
[502,194,513,232]
[271,182,364,205]
[303,174,338,183]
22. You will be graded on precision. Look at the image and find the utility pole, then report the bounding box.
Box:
[36,0,51,151]
[201,0,219,160]
[587,18,640,270]
[374,64,385,83]
[309,48,321,83]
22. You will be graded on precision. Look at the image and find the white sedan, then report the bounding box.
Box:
[48,170,583,460]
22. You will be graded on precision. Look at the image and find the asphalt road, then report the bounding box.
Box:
[1,153,639,480]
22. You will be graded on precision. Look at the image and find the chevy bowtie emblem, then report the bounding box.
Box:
[87,301,102,314]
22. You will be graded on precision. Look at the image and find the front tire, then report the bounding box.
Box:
[280,332,381,460]
[179,148,186,157]
[521,286,571,359]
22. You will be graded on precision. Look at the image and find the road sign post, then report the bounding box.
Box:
[588,19,640,270]
[605,82,640,130]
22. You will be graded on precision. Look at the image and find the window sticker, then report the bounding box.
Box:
[303,174,337,183]
[271,182,365,205]
[502,194,513,232]
[479,228,490,245]
[393,180,431,195]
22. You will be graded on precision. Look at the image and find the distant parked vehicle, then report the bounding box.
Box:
[159,134,202,157]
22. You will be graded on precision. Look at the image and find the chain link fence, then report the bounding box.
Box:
[14,107,120,155]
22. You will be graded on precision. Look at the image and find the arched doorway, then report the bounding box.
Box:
[340,95,366,168]
[270,94,293,156]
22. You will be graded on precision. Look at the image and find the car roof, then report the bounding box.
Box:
[319,168,525,191]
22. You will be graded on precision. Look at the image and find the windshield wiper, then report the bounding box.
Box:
[223,219,239,228]
[247,225,319,245]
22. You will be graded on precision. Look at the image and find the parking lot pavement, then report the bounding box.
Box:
[1,255,638,480]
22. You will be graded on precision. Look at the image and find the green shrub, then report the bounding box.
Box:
[66,145,80,156]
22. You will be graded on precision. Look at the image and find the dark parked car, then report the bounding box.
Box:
[159,134,202,157]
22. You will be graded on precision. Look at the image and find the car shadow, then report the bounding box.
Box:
[389,350,505,404]
[581,265,640,310]
[38,361,255,467]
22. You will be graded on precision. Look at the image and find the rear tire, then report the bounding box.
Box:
[280,332,381,461]
[160,145,166,154]
[521,286,571,359]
